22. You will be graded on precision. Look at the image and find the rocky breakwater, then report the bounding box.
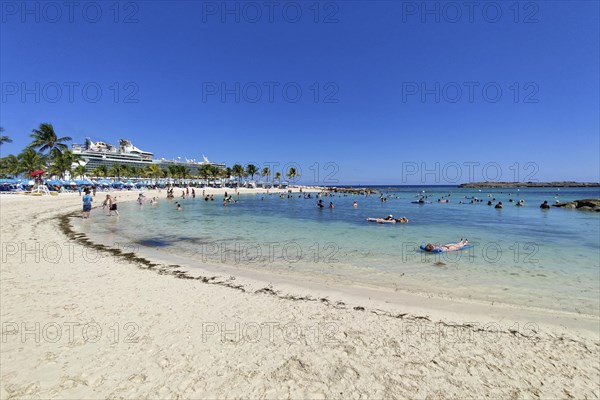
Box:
[326,187,380,195]
[552,199,600,212]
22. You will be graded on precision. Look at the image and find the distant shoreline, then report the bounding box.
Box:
[328,182,600,189]
[458,181,600,188]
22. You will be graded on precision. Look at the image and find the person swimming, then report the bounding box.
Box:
[540,200,550,209]
[495,202,503,209]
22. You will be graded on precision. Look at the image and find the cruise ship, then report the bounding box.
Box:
[72,138,225,175]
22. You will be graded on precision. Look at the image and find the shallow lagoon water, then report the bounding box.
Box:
[84,187,600,316]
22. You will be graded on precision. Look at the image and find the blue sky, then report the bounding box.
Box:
[1,1,598,184]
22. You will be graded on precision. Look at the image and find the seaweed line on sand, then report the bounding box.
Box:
[56,211,597,349]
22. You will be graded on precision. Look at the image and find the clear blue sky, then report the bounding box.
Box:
[1,1,598,185]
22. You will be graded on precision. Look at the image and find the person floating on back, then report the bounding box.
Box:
[422,239,469,253]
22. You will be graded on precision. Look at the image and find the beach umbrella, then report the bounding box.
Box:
[30,170,45,177]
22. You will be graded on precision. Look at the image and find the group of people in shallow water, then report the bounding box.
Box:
[80,189,120,219]
[492,199,552,209]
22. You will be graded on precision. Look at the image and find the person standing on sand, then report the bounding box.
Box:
[82,189,93,219]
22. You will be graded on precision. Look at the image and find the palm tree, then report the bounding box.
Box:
[246,164,257,180]
[198,164,213,184]
[109,164,125,180]
[92,165,108,179]
[167,165,177,180]
[286,167,299,182]
[28,123,72,154]
[209,165,220,182]
[172,165,189,182]
[0,127,12,146]
[73,165,87,179]
[274,172,282,185]
[232,164,245,185]
[220,167,231,183]
[261,167,270,182]
[121,164,132,179]
[145,164,162,180]
[0,154,19,176]
[48,150,80,180]
[17,148,46,177]
[129,166,139,179]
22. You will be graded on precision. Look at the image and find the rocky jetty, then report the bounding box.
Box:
[459,181,600,188]
[326,187,380,195]
[552,199,600,212]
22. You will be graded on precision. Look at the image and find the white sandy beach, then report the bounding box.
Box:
[1,189,599,399]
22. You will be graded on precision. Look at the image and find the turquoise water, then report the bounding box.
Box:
[82,187,600,316]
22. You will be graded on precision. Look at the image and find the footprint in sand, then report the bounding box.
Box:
[42,352,58,361]
[128,373,147,383]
